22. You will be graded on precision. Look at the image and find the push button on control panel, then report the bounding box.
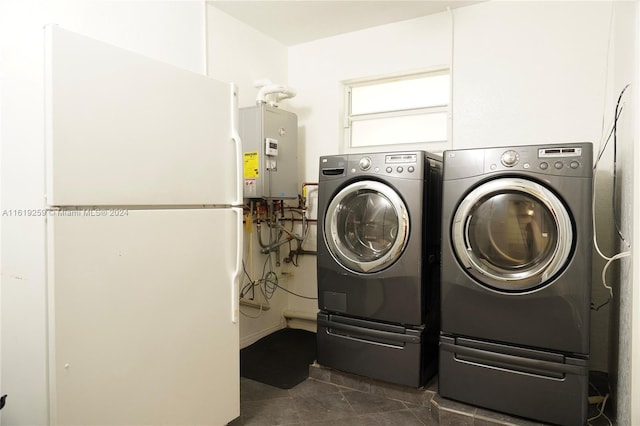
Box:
[540,162,549,170]
[570,161,580,169]
[397,166,404,173]
[554,161,564,170]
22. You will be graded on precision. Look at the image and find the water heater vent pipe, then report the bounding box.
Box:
[255,79,297,106]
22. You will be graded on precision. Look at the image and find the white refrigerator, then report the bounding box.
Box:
[44,26,241,425]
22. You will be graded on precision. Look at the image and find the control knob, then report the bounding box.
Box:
[359,156,372,171]
[501,150,519,167]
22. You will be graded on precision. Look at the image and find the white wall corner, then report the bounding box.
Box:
[631,2,640,422]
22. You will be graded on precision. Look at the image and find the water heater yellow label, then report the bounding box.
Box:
[243,151,259,178]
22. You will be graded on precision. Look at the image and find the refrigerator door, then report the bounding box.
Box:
[45,25,242,207]
[47,209,242,425]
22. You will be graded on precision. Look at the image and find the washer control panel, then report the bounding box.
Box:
[347,152,425,178]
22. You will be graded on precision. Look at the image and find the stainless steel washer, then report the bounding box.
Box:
[316,151,442,387]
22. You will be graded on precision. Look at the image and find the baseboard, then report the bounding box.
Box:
[240,323,284,349]
[240,310,317,348]
[284,309,318,333]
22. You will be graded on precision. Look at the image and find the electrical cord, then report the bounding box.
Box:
[593,84,630,246]
[594,105,625,168]
[242,199,315,307]
[286,239,300,266]
[240,305,264,319]
[263,271,278,299]
[593,83,631,258]
[239,260,272,318]
[596,1,614,160]
[240,272,316,302]
[590,83,632,311]
[284,207,311,266]
[259,277,318,300]
[592,250,631,311]
[587,376,613,426]
[240,260,262,300]
[610,84,631,247]
[587,393,612,426]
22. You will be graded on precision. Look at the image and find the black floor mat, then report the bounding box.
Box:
[240,328,317,389]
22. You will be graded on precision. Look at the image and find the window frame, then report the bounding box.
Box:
[342,68,452,154]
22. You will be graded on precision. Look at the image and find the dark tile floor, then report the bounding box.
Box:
[229,376,435,425]
[229,365,616,426]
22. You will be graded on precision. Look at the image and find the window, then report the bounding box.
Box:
[343,70,450,151]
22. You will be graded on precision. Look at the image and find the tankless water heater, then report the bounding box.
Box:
[240,104,298,200]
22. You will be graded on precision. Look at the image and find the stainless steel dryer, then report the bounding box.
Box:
[438,143,593,426]
[316,151,442,387]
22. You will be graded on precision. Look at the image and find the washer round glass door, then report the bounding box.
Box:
[452,177,573,292]
[324,180,409,273]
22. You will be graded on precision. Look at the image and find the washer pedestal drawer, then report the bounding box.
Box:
[439,335,588,426]
[317,313,437,388]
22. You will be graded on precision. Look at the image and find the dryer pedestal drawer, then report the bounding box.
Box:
[317,313,436,388]
[439,335,588,426]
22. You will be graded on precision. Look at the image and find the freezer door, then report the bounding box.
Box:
[45,26,242,207]
[47,209,241,425]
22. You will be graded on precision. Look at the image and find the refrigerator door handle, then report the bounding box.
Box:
[230,85,242,323]
[230,83,243,207]
[231,207,243,324]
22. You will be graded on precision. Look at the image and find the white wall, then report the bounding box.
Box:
[205,5,293,347]
[206,5,288,109]
[609,1,639,423]
[288,12,451,184]
[452,1,609,148]
[0,1,205,423]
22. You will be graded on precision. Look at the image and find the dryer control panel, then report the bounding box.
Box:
[444,143,593,180]
[493,144,591,178]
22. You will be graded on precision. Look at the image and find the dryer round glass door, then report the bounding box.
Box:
[324,180,409,273]
[451,177,573,292]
